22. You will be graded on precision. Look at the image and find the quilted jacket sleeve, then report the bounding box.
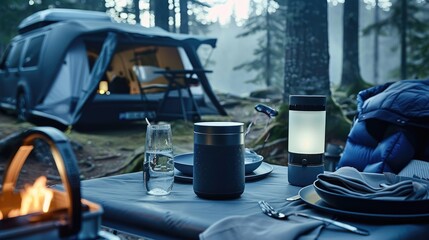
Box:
[337,121,415,173]
[356,81,393,115]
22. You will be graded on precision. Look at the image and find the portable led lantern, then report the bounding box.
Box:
[288,95,326,187]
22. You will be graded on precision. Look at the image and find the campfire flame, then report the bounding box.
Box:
[0,176,53,220]
[20,176,53,214]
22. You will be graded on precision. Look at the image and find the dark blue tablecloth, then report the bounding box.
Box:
[76,165,429,240]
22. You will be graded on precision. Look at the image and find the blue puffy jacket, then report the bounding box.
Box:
[337,79,429,173]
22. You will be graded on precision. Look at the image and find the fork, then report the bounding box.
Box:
[258,201,369,236]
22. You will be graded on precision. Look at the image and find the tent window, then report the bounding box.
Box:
[6,41,25,69]
[23,35,45,68]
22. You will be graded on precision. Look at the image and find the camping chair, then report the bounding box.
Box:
[131,65,169,121]
[132,65,169,99]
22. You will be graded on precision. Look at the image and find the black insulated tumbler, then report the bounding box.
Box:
[193,122,245,199]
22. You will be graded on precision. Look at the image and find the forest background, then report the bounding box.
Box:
[2,0,429,96]
[1,0,429,178]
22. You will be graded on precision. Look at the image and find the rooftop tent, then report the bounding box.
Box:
[24,9,226,126]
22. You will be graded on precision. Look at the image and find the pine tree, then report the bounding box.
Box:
[186,1,211,35]
[153,0,169,31]
[234,0,286,88]
[363,0,429,79]
[106,0,140,24]
[338,0,371,95]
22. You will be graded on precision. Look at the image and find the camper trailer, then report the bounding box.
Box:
[0,8,226,127]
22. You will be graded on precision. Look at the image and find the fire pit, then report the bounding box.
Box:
[0,127,105,239]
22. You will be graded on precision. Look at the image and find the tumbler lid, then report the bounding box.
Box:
[194,122,244,134]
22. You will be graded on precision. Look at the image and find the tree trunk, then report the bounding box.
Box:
[134,0,140,24]
[400,0,407,79]
[180,0,189,34]
[266,0,272,87]
[283,0,330,102]
[340,0,362,89]
[154,0,169,31]
[373,0,379,84]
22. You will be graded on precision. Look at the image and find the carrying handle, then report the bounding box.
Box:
[2,127,81,237]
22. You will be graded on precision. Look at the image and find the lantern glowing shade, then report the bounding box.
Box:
[289,110,326,154]
[288,95,326,187]
[98,81,109,95]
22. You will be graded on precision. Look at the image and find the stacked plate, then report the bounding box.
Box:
[174,150,273,183]
[298,171,429,221]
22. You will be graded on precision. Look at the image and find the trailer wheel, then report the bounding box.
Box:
[17,92,29,122]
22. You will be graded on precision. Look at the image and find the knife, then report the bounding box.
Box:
[294,212,370,236]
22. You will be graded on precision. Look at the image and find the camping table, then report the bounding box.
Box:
[77,165,429,240]
[153,69,213,121]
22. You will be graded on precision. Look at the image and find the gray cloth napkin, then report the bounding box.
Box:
[317,167,429,200]
[399,159,429,180]
[200,201,324,240]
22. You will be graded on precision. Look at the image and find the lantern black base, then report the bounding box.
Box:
[288,164,324,187]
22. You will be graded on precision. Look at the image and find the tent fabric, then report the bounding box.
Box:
[66,20,217,49]
[71,32,118,125]
[35,33,117,125]
[37,39,90,123]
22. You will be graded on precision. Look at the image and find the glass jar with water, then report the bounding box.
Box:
[143,124,174,196]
